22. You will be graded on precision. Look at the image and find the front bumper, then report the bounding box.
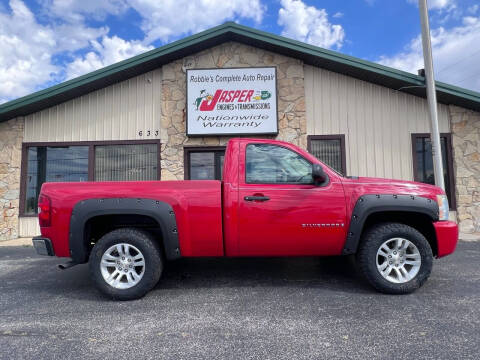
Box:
[32,236,55,256]
[433,220,458,258]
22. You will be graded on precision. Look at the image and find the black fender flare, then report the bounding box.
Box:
[342,194,439,255]
[69,198,180,263]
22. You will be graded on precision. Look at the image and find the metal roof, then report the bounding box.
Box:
[1,21,480,122]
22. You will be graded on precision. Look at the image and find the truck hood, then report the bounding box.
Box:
[340,176,445,200]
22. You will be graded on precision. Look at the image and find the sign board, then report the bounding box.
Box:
[186,67,278,136]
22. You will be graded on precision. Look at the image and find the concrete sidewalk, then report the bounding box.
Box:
[0,238,33,246]
[460,233,480,241]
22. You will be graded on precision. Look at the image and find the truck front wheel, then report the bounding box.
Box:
[89,228,163,300]
[356,223,433,294]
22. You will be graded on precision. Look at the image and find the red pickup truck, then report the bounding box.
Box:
[33,138,458,300]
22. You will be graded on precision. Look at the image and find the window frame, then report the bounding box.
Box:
[411,133,456,210]
[183,146,226,180]
[19,139,161,217]
[244,143,315,185]
[307,134,347,176]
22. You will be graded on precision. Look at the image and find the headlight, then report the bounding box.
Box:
[436,194,449,221]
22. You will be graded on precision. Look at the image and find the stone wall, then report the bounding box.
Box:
[160,42,306,180]
[450,105,480,235]
[0,117,23,240]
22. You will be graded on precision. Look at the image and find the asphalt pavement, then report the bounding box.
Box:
[0,241,479,360]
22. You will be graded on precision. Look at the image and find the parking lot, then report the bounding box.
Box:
[0,241,479,360]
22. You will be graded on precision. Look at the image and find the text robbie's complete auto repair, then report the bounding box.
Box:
[0,22,479,240]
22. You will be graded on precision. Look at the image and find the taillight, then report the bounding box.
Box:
[38,194,51,227]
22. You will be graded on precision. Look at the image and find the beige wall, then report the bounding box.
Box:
[24,69,162,142]
[305,65,451,180]
[19,217,39,238]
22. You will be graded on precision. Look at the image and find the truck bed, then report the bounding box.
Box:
[40,180,224,257]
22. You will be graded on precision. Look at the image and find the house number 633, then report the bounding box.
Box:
[138,130,159,137]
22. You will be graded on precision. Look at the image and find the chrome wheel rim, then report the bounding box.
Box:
[376,238,421,284]
[100,243,145,289]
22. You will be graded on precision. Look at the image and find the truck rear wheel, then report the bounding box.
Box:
[89,228,163,300]
[356,222,433,294]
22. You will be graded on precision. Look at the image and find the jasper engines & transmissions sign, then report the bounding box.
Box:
[186,67,278,136]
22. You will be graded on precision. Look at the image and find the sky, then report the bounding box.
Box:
[0,0,479,104]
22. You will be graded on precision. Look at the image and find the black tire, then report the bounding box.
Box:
[356,222,433,294]
[89,228,163,300]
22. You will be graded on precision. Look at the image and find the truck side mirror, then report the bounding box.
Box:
[312,164,327,186]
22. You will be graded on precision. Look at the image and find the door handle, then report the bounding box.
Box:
[244,195,270,202]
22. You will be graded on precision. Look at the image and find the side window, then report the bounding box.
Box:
[95,144,158,181]
[308,135,346,176]
[25,146,89,214]
[412,134,456,209]
[246,144,313,184]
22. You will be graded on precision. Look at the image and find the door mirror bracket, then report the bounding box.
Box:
[312,164,328,186]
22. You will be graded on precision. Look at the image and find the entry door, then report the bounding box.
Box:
[237,143,347,256]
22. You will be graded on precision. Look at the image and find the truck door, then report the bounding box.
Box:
[237,142,347,256]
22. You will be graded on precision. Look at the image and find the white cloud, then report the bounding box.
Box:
[333,12,344,18]
[66,35,153,79]
[428,0,456,10]
[278,0,345,49]
[126,0,264,44]
[40,0,129,23]
[468,4,479,14]
[41,0,265,45]
[0,0,155,103]
[0,0,267,104]
[0,0,54,102]
[463,16,477,25]
[51,0,261,79]
[0,0,106,103]
[407,0,456,11]
[377,16,480,92]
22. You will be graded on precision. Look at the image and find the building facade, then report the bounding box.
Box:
[1,23,479,240]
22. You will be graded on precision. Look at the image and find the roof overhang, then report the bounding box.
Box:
[1,22,479,122]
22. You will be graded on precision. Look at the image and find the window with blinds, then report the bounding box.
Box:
[308,135,346,175]
[95,144,158,181]
[25,146,89,214]
[412,134,455,209]
[21,141,160,216]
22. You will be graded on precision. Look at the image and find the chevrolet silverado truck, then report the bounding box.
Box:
[33,138,458,300]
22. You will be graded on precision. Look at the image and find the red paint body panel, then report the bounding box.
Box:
[40,181,223,257]
[39,137,459,260]
[222,140,241,257]
[230,139,347,256]
[434,220,459,258]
